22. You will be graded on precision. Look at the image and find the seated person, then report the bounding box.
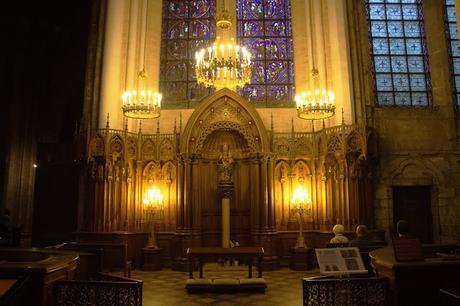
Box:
[396,219,410,238]
[349,225,374,247]
[329,224,349,244]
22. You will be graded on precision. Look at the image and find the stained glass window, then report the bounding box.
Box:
[366,0,432,107]
[444,0,460,106]
[237,0,294,107]
[160,0,216,108]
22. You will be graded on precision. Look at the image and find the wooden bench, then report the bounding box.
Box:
[186,247,266,293]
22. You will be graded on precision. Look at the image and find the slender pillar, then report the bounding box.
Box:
[222,197,230,248]
[219,182,233,248]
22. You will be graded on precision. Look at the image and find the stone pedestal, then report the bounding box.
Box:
[142,247,163,271]
[290,247,315,270]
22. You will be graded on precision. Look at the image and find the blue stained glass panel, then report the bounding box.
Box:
[241,38,266,60]
[371,21,388,36]
[267,61,288,83]
[404,21,421,37]
[405,39,421,54]
[402,5,418,20]
[387,5,402,20]
[160,0,216,107]
[165,62,187,81]
[387,21,404,37]
[266,21,288,36]
[240,21,264,37]
[390,38,405,54]
[391,57,407,73]
[370,4,385,19]
[445,0,460,106]
[374,56,391,72]
[451,40,460,57]
[251,62,266,84]
[168,21,188,38]
[267,85,289,101]
[376,74,393,91]
[367,0,431,107]
[168,1,188,18]
[189,20,213,38]
[393,75,409,91]
[241,85,266,102]
[407,56,424,73]
[190,0,212,18]
[237,0,293,106]
[394,92,411,106]
[410,75,426,91]
[378,92,394,105]
[241,0,263,19]
[167,40,188,59]
[411,93,428,106]
[446,5,456,22]
[265,38,289,59]
[264,0,285,19]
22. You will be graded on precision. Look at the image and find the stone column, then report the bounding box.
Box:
[99,0,126,129]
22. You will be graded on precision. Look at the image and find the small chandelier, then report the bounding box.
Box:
[295,71,335,121]
[122,69,162,119]
[195,2,252,90]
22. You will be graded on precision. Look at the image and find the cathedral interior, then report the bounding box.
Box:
[1,0,460,305]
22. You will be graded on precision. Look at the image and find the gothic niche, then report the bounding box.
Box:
[199,129,253,246]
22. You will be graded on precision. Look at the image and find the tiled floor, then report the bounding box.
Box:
[125,265,320,306]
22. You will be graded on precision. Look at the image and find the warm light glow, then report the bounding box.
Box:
[143,186,163,212]
[122,70,162,119]
[195,6,252,90]
[195,38,252,90]
[290,186,312,214]
[295,89,335,120]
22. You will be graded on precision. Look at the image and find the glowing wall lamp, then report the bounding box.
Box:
[143,186,164,249]
[291,186,312,248]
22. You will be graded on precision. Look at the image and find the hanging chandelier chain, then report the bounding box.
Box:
[141,0,149,72]
[308,0,318,77]
[319,0,328,90]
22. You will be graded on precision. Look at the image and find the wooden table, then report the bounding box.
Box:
[187,247,264,279]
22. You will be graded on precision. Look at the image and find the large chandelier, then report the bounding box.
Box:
[121,0,161,120]
[295,0,335,121]
[195,2,252,90]
[122,69,162,119]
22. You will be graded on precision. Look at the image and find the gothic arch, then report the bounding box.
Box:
[180,88,269,154]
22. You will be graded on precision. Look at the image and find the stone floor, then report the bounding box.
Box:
[124,265,320,306]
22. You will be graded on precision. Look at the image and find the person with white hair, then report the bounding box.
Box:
[329,224,349,244]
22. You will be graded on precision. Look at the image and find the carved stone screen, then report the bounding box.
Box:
[160,0,216,108]
[445,0,460,106]
[236,0,294,107]
[366,0,432,107]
